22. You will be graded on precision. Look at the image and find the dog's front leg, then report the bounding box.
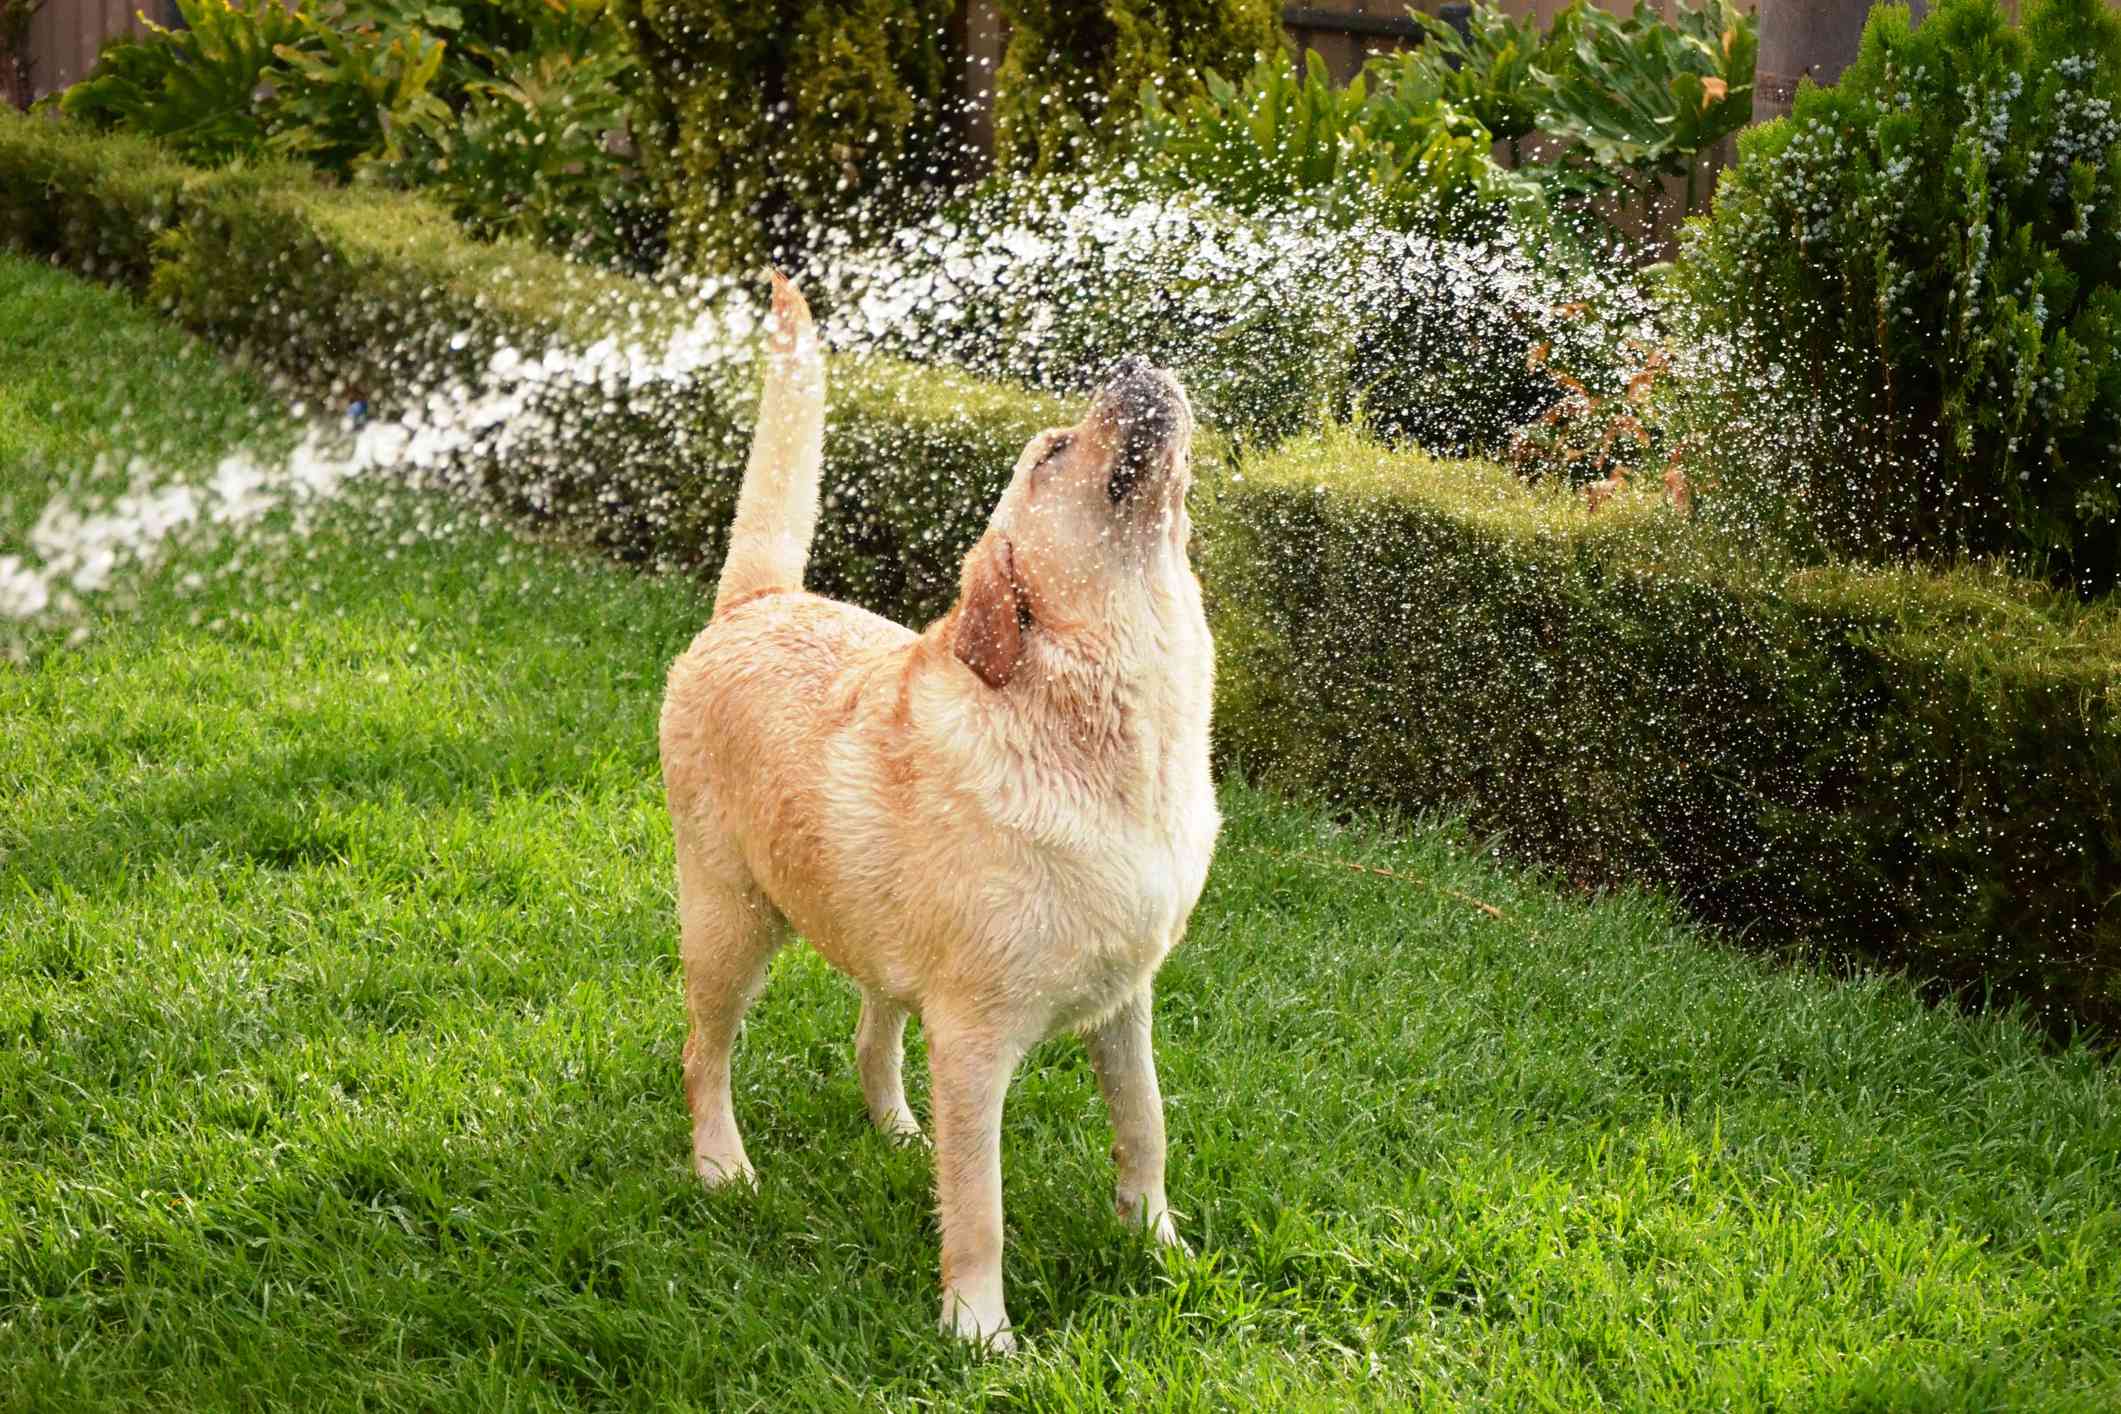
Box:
[926,1014,1023,1353]
[1086,986,1184,1250]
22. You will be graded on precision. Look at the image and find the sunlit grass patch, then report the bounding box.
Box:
[0,254,291,545]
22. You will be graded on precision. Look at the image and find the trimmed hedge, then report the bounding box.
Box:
[6,113,2117,1030]
[1206,437,2121,1028]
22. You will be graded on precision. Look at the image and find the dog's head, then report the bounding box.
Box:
[952,357,1195,690]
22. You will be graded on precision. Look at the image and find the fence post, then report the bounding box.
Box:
[1752,0,1922,124]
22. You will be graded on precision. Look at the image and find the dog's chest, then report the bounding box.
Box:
[1030,807,1210,1030]
[1029,648,1217,1019]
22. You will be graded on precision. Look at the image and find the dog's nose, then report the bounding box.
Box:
[1100,357,1167,406]
[1100,362,1177,503]
[1098,357,1178,425]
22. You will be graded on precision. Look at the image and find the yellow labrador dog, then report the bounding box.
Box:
[658,274,1218,1351]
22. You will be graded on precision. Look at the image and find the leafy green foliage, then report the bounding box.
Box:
[58,0,316,166]
[1671,0,2121,592]
[270,7,453,174]
[994,0,1284,175]
[1389,2,1549,152]
[1347,0,1753,225]
[52,0,651,262]
[1537,0,1755,201]
[614,0,952,270]
[405,44,640,252]
[392,0,657,262]
[0,112,211,286]
[1135,47,1540,235]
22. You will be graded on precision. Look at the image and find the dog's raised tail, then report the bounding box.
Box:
[715,271,826,615]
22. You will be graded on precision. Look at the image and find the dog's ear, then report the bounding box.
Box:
[952,537,1025,690]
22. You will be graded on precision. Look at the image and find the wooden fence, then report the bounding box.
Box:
[13,0,172,105]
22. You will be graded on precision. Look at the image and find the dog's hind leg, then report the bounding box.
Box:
[676,833,782,1189]
[855,989,922,1142]
[1086,985,1184,1250]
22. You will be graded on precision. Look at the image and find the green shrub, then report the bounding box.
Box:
[50,0,276,161]
[993,0,1282,175]
[270,9,455,174]
[1204,434,2121,1030]
[1670,0,2121,594]
[52,0,653,263]
[391,0,659,263]
[614,0,953,271]
[58,0,451,175]
[1535,0,1755,212]
[0,115,193,286]
[1332,0,1752,227]
[1396,2,1548,162]
[1134,47,1541,236]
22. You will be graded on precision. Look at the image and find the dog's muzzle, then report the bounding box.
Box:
[1096,356,1186,504]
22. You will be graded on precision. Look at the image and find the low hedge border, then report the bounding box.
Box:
[1208,435,2121,1028]
[6,113,2117,1030]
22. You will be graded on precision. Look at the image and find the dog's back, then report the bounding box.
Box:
[660,588,913,859]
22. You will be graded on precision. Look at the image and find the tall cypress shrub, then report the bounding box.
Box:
[616,0,953,270]
[993,0,1285,174]
[1672,0,2121,593]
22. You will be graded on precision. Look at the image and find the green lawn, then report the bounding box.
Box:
[3,253,2119,1411]
[0,254,289,546]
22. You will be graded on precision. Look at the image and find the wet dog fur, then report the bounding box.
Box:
[658,274,1218,1351]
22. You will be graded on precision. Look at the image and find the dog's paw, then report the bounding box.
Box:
[940,1296,1016,1356]
[1146,1209,1191,1256]
[1117,1193,1190,1254]
[872,1108,927,1145]
[694,1153,758,1191]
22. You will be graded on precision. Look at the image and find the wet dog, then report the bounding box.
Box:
[658,274,1217,1350]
